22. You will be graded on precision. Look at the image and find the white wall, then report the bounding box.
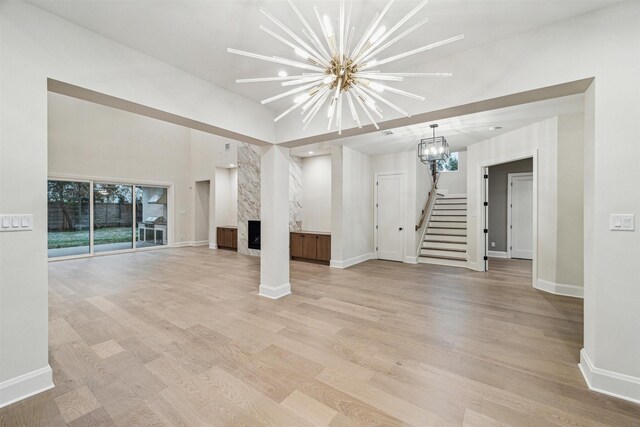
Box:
[437,151,467,195]
[214,168,237,227]
[371,151,419,263]
[301,155,331,232]
[330,146,373,267]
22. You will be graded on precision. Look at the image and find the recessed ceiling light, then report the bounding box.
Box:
[278,70,288,78]
[229,164,235,167]
[308,151,314,154]
[489,126,502,131]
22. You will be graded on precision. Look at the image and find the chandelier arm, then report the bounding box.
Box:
[337,92,344,134]
[345,26,355,58]
[303,92,327,121]
[350,12,379,59]
[358,17,429,65]
[236,75,320,83]
[303,29,331,62]
[227,48,324,72]
[352,73,403,82]
[359,85,411,117]
[303,91,331,130]
[360,34,464,70]
[261,80,322,105]
[352,91,380,129]
[358,0,428,63]
[383,72,452,77]
[365,81,426,101]
[261,8,329,65]
[351,0,395,63]
[281,75,326,87]
[352,86,383,119]
[286,0,331,60]
[301,85,330,111]
[345,91,362,128]
[339,0,345,62]
[259,25,330,68]
[274,96,313,122]
[313,6,337,57]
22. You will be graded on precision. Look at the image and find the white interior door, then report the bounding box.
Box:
[509,174,533,259]
[376,174,403,262]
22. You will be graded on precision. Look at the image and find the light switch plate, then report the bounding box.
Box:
[610,214,635,231]
[0,214,33,232]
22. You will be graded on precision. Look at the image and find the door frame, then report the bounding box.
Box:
[507,172,534,259]
[480,150,537,287]
[373,171,406,262]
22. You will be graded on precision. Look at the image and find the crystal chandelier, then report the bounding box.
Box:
[228,0,463,134]
[418,124,449,165]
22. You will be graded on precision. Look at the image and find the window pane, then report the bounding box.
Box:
[48,180,91,258]
[93,183,133,252]
[135,186,168,247]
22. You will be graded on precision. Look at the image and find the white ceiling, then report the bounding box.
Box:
[29,0,616,111]
[290,93,584,157]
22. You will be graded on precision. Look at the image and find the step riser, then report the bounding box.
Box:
[428,222,466,229]
[420,249,467,259]
[424,235,467,243]
[433,206,467,212]
[427,228,466,236]
[422,242,467,250]
[430,215,466,221]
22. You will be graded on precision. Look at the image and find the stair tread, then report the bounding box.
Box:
[428,226,467,229]
[429,220,466,223]
[422,247,466,252]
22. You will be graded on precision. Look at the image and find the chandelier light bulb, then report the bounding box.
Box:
[229,0,463,133]
[439,146,444,153]
[430,146,437,154]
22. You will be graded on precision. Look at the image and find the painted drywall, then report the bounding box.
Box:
[371,151,418,263]
[556,113,584,286]
[194,181,210,243]
[331,146,373,266]
[488,159,534,253]
[301,155,332,233]
[437,151,467,195]
[215,168,237,227]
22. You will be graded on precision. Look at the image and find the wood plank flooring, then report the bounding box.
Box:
[1,248,639,426]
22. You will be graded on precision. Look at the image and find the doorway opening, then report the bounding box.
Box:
[194,180,210,246]
[483,157,535,277]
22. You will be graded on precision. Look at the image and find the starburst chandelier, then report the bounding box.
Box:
[228,0,463,134]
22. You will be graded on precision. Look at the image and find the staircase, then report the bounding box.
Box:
[419,194,468,267]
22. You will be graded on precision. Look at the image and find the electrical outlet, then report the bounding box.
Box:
[491,242,495,247]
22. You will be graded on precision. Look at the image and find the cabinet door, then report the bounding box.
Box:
[302,234,317,260]
[230,229,238,249]
[217,228,224,248]
[290,233,303,258]
[316,235,331,262]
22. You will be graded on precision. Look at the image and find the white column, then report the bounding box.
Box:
[259,145,291,299]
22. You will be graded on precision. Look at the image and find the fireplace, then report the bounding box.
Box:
[248,220,261,250]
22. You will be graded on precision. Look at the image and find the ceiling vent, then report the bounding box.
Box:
[380,130,394,136]
[224,143,231,151]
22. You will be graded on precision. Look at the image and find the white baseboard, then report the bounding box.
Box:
[488,250,509,258]
[0,365,54,409]
[535,279,583,298]
[259,283,291,299]
[330,253,373,269]
[171,241,209,248]
[208,243,218,249]
[192,240,209,247]
[579,349,640,404]
[404,256,418,264]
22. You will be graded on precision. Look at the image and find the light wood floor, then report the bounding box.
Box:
[1,248,639,426]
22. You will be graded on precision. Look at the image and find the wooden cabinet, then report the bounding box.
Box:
[290,231,331,264]
[217,227,237,250]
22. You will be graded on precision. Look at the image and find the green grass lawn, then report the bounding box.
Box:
[48,227,133,249]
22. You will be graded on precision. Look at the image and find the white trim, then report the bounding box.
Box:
[374,171,406,262]
[579,349,640,404]
[507,172,534,260]
[535,279,584,298]
[330,252,373,269]
[259,283,291,299]
[487,250,509,258]
[209,243,218,249]
[171,241,196,248]
[442,193,466,198]
[0,365,54,409]
[404,255,418,264]
[192,240,209,247]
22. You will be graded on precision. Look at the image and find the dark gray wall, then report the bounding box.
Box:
[488,158,533,253]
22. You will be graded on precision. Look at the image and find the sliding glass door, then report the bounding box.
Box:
[92,183,134,253]
[47,180,91,258]
[136,186,168,248]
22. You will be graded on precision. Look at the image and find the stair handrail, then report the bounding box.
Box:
[415,172,441,231]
